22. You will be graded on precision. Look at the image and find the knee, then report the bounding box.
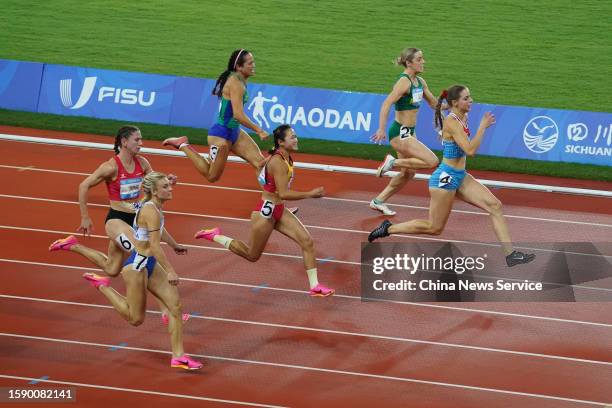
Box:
[206,173,221,183]
[129,315,145,327]
[247,252,262,262]
[429,226,444,236]
[104,266,121,277]
[394,170,412,184]
[426,220,444,235]
[301,236,315,252]
[488,199,503,216]
[165,302,182,318]
[426,156,440,168]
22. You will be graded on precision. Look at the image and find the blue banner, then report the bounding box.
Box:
[37,64,176,124]
[169,76,217,129]
[244,83,386,144]
[0,59,44,112]
[0,58,609,166]
[415,104,612,166]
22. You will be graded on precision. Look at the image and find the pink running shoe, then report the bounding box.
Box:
[309,283,335,297]
[194,227,221,241]
[49,235,78,252]
[171,354,203,370]
[82,272,110,289]
[161,313,191,325]
[162,136,188,150]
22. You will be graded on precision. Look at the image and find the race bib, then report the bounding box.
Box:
[119,177,142,200]
[131,253,149,271]
[438,171,453,188]
[399,126,414,139]
[259,200,275,218]
[115,233,134,253]
[411,87,423,106]
[210,145,219,162]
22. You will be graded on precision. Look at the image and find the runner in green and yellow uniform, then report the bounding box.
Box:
[370,48,442,216]
[163,49,268,183]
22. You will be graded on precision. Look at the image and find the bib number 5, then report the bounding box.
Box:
[260,200,275,218]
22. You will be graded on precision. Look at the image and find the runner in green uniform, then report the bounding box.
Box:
[370,47,442,216]
[163,49,268,182]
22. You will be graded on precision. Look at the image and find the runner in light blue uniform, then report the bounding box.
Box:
[369,85,536,267]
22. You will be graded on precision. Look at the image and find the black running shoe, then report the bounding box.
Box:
[506,250,536,267]
[368,220,392,242]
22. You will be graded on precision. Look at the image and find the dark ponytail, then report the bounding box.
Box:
[268,124,291,154]
[434,89,448,131]
[212,48,250,97]
[434,85,466,133]
[114,125,140,154]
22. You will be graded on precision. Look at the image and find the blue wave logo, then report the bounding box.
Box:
[523,116,559,153]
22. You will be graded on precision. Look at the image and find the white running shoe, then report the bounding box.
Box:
[376,154,395,177]
[369,200,397,216]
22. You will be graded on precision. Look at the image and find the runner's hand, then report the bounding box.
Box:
[310,187,325,198]
[78,217,93,236]
[370,129,387,145]
[173,245,188,255]
[480,112,496,129]
[257,130,269,140]
[167,173,178,185]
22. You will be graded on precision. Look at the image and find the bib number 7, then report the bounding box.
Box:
[132,253,149,271]
[260,200,275,218]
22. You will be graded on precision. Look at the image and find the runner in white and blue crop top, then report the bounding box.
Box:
[80,172,202,370]
[369,85,535,268]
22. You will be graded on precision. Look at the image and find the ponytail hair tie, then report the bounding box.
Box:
[440,89,448,99]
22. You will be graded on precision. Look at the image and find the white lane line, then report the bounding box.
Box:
[2,253,612,330]
[1,293,610,366]
[0,374,287,408]
[0,333,609,406]
[1,193,611,259]
[1,164,610,228]
[0,224,359,266]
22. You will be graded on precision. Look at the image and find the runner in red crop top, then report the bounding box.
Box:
[49,126,189,324]
[194,125,335,297]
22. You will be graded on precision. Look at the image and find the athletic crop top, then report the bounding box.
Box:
[442,113,471,159]
[133,201,164,241]
[106,156,145,201]
[216,73,249,129]
[257,151,294,193]
[395,74,424,111]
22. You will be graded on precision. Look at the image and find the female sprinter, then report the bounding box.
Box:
[368,85,535,267]
[48,125,188,323]
[194,125,334,296]
[162,49,268,182]
[370,47,440,216]
[81,172,203,370]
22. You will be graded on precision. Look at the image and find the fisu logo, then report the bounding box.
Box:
[60,77,97,109]
[59,77,156,110]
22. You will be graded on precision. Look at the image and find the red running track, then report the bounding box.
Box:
[0,127,611,407]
